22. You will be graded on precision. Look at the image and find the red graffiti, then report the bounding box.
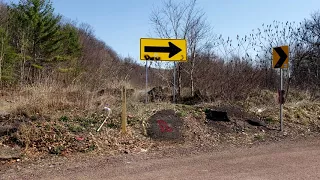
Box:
[157,120,173,132]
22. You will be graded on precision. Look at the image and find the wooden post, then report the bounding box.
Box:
[121,86,127,133]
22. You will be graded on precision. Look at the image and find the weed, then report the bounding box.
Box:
[78,118,90,127]
[254,134,265,141]
[107,122,120,128]
[177,110,188,117]
[300,119,309,126]
[36,122,42,128]
[44,124,51,131]
[180,104,193,110]
[107,123,118,128]
[49,145,65,155]
[265,117,276,124]
[67,124,84,133]
[30,115,37,121]
[53,124,64,132]
[87,144,96,152]
[74,117,99,128]
[193,111,205,119]
[128,117,139,125]
[59,116,69,122]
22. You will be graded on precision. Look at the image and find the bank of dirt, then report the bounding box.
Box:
[1,89,320,169]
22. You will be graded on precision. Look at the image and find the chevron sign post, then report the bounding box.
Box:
[273,45,289,132]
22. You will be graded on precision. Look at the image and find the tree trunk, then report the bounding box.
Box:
[177,62,182,100]
[20,33,26,84]
[190,45,196,97]
[190,68,194,97]
[0,36,4,82]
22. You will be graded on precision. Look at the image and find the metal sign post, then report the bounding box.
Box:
[272,45,289,132]
[121,86,127,133]
[280,68,283,131]
[173,62,176,103]
[145,60,148,104]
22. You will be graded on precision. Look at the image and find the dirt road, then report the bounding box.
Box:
[1,137,320,180]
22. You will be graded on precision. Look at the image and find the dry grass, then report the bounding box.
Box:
[0,81,123,156]
[1,82,118,119]
[1,83,319,160]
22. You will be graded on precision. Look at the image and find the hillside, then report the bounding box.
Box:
[0,0,319,165]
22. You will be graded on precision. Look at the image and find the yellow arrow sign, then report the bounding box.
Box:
[140,38,187,62]
[273,45,289,69]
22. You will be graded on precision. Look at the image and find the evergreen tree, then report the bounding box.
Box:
[58,23,82,59]
[10,0,63,63]
[8,0,83,82]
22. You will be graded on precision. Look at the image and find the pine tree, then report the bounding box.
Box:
[11,0,62,61]
[55,23,82,78]
[8,0,65,82]
[55,23,82,60]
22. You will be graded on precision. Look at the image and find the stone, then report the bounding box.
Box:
[246,119,266,127]
[205,109,230,122]
[0,145,22,160]
[147,109,183,141]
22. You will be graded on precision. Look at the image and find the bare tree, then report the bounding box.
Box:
[293,11,320,92]
[149,0,212,98]
[246,21,299,91]
[249,16,320,94]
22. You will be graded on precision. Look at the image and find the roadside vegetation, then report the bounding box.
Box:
[0,0,319,161]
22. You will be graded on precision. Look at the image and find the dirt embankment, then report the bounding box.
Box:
[0,88,320,165]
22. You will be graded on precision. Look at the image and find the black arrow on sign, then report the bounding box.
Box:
[274,47,288,68]
[144,42,182,58]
